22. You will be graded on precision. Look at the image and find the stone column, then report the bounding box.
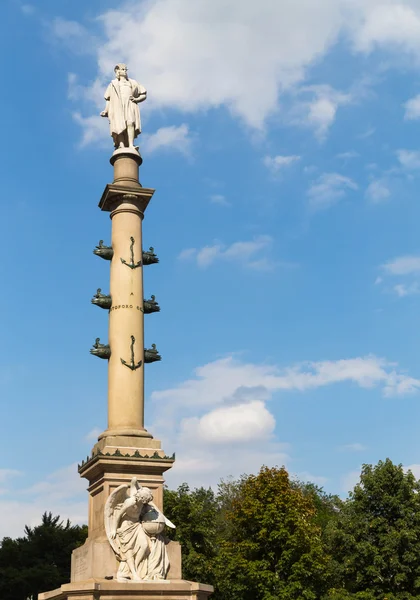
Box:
[94,151,158,453]
[107,196,145,435]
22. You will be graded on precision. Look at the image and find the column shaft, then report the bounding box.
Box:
[108,201,145,433]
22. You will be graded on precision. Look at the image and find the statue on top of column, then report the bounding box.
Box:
[101,63,147,151]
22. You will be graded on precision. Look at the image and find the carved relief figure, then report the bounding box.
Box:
[105,478,175,582]
[101,64,147,150]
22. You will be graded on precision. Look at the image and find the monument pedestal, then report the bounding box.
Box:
[72,446,176,581]
[38,579,213,600]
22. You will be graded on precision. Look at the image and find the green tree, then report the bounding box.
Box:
[163,483,219,586]
[294,480,342,534]
[325,459,420,600]
[214,466,330,600]
[0,512,87,600]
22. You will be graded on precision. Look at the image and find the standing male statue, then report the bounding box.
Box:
[101,63,147,151]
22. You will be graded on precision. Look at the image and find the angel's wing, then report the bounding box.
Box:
[104,484,129,556]
[148,501,176,529]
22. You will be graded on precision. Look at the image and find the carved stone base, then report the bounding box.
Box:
[71,539,182,582]
[38,579,213,600]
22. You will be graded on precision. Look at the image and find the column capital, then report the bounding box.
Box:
[99,185,155,214]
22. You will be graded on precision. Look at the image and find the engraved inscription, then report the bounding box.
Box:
[74,545,89,579]
[109,305,143,312]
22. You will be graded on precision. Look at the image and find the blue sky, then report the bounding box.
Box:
[3,0,420,536]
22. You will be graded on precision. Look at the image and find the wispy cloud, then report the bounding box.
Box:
[209,194,230,206]
[291,84,352,140]
[377,255,420,298]
[336,151,359,160]
[21,4,35,16]
[365,179,391,203]
[72,112,109,148]
[307,173,358,211]
[382,255,420,276]
[49,17,98,55]
[339,443,367,452]
[404,94,420,120]
[263,155,301,174]
[178,235,275,270]
[393,283,420,297]
[143,124,193,156]
[396,149,420,171]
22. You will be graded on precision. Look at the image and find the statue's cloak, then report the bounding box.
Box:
[104,78,146,137]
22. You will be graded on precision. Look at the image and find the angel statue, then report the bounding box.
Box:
[104,477,175,582]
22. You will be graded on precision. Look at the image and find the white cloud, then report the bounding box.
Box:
[55,1,420,146]
[307,173,358,211]
[382,255,420,276]
[357,127,375,139]
[396,149,420,170]
[0,464,86,538]
[179,235,274,269]
[393,283,420,297]
[181,400,275,444]
[263,155,301,173]
[72,112,109,148]
[82,0,348,130]
[350,2,420,56]
[293,85,352,140]
[72,112,191,156]
[178,248,197,261]
[152,354,420,411]
[143,124,193,156]
[150,352,420,489]
[50,17,97,55]
[365,179,391,202]
[404,94,420,120]
[339,443,367,452]
[209,194,230,206]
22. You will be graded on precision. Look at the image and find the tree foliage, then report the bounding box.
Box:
[214,466,331,600]
[0,512,87,600]
[163,483,219,587]
[324,459,420,600]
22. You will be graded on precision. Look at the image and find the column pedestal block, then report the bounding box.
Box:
[39,579,213,600]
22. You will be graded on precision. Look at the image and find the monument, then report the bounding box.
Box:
[39,64,213,600]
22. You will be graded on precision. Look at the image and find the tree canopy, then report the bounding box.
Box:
[325,459,420,600]
[5,460,420,600]
[0,512,87,600]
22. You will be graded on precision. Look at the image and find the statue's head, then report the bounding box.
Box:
[114,63,128,80]
[135,487,153,505]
